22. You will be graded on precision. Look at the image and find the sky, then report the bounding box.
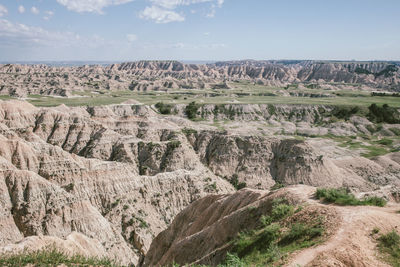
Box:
[0,0,399,62]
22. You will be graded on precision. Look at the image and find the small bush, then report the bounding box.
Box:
[372,227,380,235]
[233,223,280,257]
[271,182,285,190]
[316,188,386,207]
[279,222,323,246]
[378,230,400,266]
[182,128,197,136]
[363,196,387,207]
[390,128,400,136]
[376,138,394,146]
[155,102,173,115]
[185,101,200,120]
[222,253,247,267]
[379,231,400,248]
[368,104,400,124]
[0,249,118,267]
[229,174,247,190]
[271,204,294,221]
[331,106,362,121]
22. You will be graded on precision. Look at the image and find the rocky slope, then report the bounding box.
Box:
[0,60,399,97]
[0,100,399,265]
[143,185,400,267]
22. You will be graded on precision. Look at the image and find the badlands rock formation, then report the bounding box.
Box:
[0,60,399,97]
[0,99,399,265]
[144,185,400,267]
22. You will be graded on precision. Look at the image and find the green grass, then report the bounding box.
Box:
[270,182,285,190]
[316,188,387,207]
[17,84,400,107]
[378,230,400,266]
[390,128,400,136]
[323,135,396,159]
[0,95,12,100]
[227,199,323,266]
[361,145,389,158]
[0,249,119,267]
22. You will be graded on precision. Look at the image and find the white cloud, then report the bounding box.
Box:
[149,0,213,9]
[140,5,184,23]
[18,5,25,14]
[56,0,134,14]
[43,10,55,20]
[140,41,226,50]
[126,33,137,42]
[140,0,225,23]
[0,4,8,17]
[206,0,223,18]
[31,6,40,15]
[0,19,109,48]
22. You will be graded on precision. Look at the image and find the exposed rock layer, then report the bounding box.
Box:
[1,60,399,97]
[0,100,399,265]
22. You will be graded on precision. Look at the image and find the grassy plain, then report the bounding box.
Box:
[16,81,400,107]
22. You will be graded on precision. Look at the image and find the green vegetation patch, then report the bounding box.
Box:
[377,230,400,267]
[0,249,119,267]
[229,174,247,190]
[227,199,323,266]
[322,135,395,159]
[155,102,173,114]
[368,104,400,124]
[316,188,386,207]
[185,101,201,120]
[331,105,367,121]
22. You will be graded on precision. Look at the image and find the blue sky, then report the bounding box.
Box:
[0,0,399,61]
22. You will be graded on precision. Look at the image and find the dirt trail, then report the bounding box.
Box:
[287,202,400,267]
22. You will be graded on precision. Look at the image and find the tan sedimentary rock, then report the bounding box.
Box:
[0,100,399,265]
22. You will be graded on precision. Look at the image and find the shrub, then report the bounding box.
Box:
[372,227,380,235]
[316,188,386,207]
[331,106,361,121]
[378,230,400,266]
[182,128,197,136]
[0,249,117,267]
[167,140,181,150]
[376,138,394,146]
[363,196,387,207]
[368,104,400,124]
[380,231,400,247]
[271,204,294,221]
[222,253,246,267]
[355,67,372,75]
[155,102,173,115]
[279,222,323,246]
[271,182,285,190]
[375,65,398,78]
[233,223,280,257]
[229,174,247,190]
[390,128,400,136]
[185,101,200,120]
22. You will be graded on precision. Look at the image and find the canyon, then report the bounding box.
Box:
[0,61,399,266]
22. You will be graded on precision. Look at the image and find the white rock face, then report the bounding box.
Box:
[0,100,399,265]
[0,61,399,97]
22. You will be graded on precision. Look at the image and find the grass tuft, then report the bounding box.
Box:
[0,248,119,267]
[316,188,386,207]
[378,230,400,267]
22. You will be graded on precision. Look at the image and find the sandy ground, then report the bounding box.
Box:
[287,199,400,267]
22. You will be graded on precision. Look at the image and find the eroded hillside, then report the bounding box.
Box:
[0,99,399,265]
[1,60,399,97]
